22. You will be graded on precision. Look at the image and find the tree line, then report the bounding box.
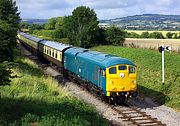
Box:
[127,31,180,39]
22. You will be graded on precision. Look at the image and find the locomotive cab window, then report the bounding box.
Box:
[129,66,135,74]
[109,67,117,74]
[118,66,127,70]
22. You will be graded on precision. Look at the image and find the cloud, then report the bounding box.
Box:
[136,0,180,15]
[67,0,138,9]
[16,0,72,19]
[15,0,180,19]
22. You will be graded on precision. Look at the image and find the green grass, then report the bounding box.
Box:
[0,50,108,126]
[91,46,180,110]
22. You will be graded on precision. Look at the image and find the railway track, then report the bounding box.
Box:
[64,74,166,126]
[19,43,166,126]
[42,63,166,126]
[63,73,166,126]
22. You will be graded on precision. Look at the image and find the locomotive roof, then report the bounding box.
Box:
[39,40,71,51]
[65,47,135,68]
[19,32,43,42]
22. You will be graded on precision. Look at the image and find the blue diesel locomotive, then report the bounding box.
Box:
[17,32,138,104]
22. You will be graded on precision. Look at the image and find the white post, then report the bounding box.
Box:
[162,41,165,85]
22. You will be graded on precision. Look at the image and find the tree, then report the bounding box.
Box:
[96,27,107,45]
[149,32,164,39]
[20,21,30,29]
[173,33,178,39]
[64,6,99,48]
[0,0,20,61]
[128,32,141,38]
[166,32,174,39]
[28,24,44,34]
[141,32,149,38]
[55,17,64,30]
[178,32,180,39]
[55,17,65,38]
[44,17,57,30]
[63,16,75,43]
[42,17,65,38]
[0,0,20,86]
[105,26,126,46]
[0,62,12,86]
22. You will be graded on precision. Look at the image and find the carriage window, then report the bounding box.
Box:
[119,66,127,70]
[129,66,135,74]
[60,53,62,59]
[52,50,54,57]
[49,49,51,55]
[47,48,49,54]
[44,47,46,53]
[109,67,117,74]
[55,52,57,58]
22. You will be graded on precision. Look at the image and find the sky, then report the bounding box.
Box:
[15,0,180,20]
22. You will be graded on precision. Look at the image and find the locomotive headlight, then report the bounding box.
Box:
[120,73,125,78]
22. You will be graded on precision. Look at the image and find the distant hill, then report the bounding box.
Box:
[100,14,180,30]
[22,19,48,24]
[22,14,180,30]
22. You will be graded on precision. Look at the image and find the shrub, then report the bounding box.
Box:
[105,26,126,46]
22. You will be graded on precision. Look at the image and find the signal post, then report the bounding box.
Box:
[158,41,171,85]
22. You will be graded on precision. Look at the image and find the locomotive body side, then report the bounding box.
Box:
[64,47,107,94]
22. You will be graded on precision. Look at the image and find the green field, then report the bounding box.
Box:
[0,49,108,126]
[126,30,180,36]
[91,46,180,110]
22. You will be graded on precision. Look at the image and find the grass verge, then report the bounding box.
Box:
[91,45,180,110]
[0,49,108,126]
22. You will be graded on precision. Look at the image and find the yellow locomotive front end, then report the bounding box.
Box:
[106,64,137,103]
